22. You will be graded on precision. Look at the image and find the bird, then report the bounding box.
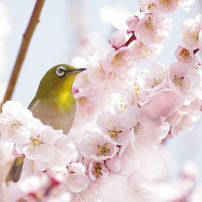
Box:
[5,64,86,183]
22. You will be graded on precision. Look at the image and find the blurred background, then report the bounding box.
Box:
[0,0,202,183]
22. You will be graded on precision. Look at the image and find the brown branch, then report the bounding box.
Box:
[0,0,45,112]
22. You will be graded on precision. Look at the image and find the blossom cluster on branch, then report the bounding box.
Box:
[1,0,202,201]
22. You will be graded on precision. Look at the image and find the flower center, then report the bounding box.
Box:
[97,143,111,156]
[92,163,103,179]
[31,138,40,147]
[77,97,87,106]
[173,76,184,85]
[179,48,190,59]
[11,120,21,128]
[113,52,122,62]
[145,17,154,29]
[133,122,141,135]
[152,78,162,87]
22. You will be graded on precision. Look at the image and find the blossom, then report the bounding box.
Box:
[179,0,196,12]
[180,14,202,50]
[106,47,135,75]
[36,132,78,172]
[109,30,126,49]
[157,0,179,13]
[63,162,89,193]
[0,101,34,144]
[167,62,201,103]
[135,13,172,46]
[96,111,132,145]
[16,125,58,162]
[125,15,139,33]
[175,45,196,64]
[88,160,109,183]
[138,0,158,13]
[121,105,169,150]
[70,187,98,202]
[132,39,163,65]
[143,61,168,92]
[80,132,119,161]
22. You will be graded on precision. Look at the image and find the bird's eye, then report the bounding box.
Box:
[56,67,66,77]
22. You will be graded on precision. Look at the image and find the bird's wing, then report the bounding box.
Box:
[28,97,39,110]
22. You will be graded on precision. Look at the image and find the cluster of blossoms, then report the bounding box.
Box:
[1,0,202,201]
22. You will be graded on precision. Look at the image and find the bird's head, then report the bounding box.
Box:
[35,64,86,100]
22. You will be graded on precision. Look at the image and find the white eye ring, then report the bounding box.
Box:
[56,67,66,77]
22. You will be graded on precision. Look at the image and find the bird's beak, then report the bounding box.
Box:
[70,68,87,74]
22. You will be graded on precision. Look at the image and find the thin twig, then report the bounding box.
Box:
[0,0,45,112]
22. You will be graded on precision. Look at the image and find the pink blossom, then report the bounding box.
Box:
[87,57,114,89]
[179,0,196,12]
[144,88,184,118]
[96,111,132,145]
[63,162,89,193]
[105,154,133,176]
[109,30,126,49]
[125,15,139,33]
[168,97,201,138]
[175,45,196,64]
[121,105,169,150]
[157,0,179,13]
[135,13,172,46]
[73,89,105,124]
[180,14,202,50]
[16,125,57,162]
[70,187,98,202]
[80,132,119,161]
[143,61,168,92]
[36,132,78,172]
[139,0,158,13]
[0,101,34,144]
[106,47,135,75]
[132,39,163,65]
[88,160,109,183]
[168,62,201,103]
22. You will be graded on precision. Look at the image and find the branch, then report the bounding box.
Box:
[0,0,45,112]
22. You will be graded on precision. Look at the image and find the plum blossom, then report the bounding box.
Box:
[144,88,184,117]
[143,61,168,92]
[109,30,126,49]
[180,14,202,50]
[70,187,98,202]
[74,89,105,124]
[80,132,119,161]
[106,47,135,75]
[125,15,139,33]
[179,0,196,12]
[0,101,34,144]
[139,0,158,13]
[167,62,201,103]
[63,162,89,193]
[36,132,78,172]
[175,45,196,64]
[16,125,58,162]
[96,111,132,145]
[121,105,169,150]
[88,160,108,182]
[132,39,163,65]
[157,0,179,13]
[87,57,114,89]
[135,13,172,46]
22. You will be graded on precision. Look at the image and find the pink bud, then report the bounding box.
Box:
[109,30,126,49]
[125,15,139,33]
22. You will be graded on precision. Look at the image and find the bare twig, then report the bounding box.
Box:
[0,0,45,112]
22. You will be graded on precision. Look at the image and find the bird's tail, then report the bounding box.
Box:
[5,157,25,183]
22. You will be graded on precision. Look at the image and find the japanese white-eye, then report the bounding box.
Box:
[5,64,86,183]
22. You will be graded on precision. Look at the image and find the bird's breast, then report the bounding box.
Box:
[30,95,76,134]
